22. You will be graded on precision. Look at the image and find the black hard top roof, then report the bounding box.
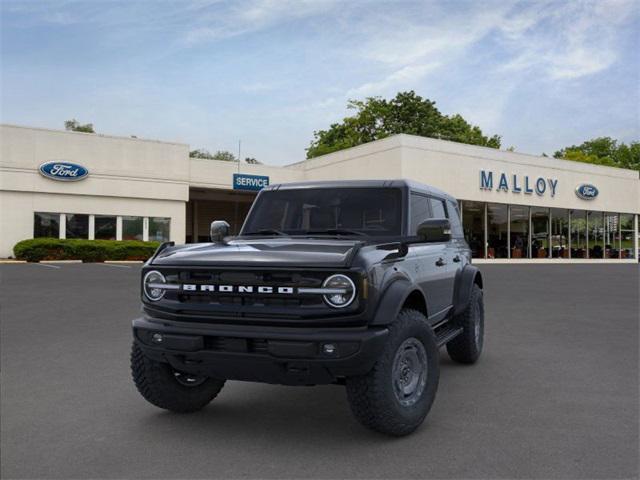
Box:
[264,179,457,203]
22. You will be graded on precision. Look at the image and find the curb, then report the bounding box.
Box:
[0,259,27,264]
[473,259,638,264]
[104,260,144,264]
[39,260,83,264]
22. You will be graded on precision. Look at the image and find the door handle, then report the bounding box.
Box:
[453,255,461,263]
[435,257,446,267]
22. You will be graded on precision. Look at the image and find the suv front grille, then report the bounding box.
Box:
[144,268,362,325]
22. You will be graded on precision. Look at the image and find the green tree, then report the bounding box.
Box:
[244,157,262,164]
[189,149,237,161]
[212,150,237,162]
[306,91,501,158]
[554,137,640,171]
[64,119,94,133]
[190,149,215,159]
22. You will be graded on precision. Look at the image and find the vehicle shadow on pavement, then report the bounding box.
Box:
[131,352,466,445]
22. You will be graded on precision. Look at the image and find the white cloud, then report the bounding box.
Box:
[347,63,440,97]
[499,0,637,80]
[359,6,512,67]
[183,0,341,44]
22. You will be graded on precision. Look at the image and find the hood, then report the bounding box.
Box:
[151,238,363,268]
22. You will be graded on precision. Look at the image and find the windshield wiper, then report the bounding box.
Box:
[243,229,289,236]
[304,228,367,237]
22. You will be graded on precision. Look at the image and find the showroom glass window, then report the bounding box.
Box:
[588,211,604,258]
[487,203,508,259]
[95,215,117,240]
[122,216,143,241]
[551,209,570,259]
[571,210,587,258]
[531,207,550,259]
[34,212,59,238]
[509,205,529,259]
[620,214,636,259]
[65,214,89,239]
[149,217,171,242]
[462,201,485,258]
[603,213,619,259]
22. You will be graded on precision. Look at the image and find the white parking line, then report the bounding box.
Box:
[96,263,132,269]
[35,263,61,269]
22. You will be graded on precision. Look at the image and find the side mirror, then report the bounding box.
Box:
[210,220,230,243]
[417,218,451,243]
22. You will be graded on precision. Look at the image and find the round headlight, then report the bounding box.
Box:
[322,274,356,308]
[143,270,166,301]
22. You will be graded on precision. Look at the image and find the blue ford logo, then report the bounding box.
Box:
[39,161,89,182]
[575,184,598,200]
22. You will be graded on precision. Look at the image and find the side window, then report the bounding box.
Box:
[447,200,465,238]
[430,198,447,219]
[410,193,431,234]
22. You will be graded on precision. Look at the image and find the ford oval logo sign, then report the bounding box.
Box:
[575,184,598,200]
[39,161,89,182]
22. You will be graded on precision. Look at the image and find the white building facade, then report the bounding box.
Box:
[1,124,638,262]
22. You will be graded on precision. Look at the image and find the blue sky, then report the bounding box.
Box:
[2,0,639,165]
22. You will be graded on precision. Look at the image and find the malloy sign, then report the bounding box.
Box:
[480,170,558,197]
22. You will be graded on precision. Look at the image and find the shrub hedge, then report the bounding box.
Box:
[13,238,161,262]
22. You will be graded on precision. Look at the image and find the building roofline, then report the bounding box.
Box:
[284,135,401,167]
[396,133,639,177]
[288,133,639,179]
[0,123,189,147]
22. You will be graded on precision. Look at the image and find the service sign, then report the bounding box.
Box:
[575,184,598,200]
[39,161,89,182]
[233,173,269,191]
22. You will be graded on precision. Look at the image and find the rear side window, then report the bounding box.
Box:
[410,193,431,234]
[447,200,464,238]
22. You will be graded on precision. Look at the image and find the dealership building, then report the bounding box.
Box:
[1,123,638,262]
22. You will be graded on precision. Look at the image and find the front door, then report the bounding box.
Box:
[406,242,455,321]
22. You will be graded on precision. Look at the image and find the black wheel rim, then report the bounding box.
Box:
[392,337,428,407]
[173,370,207,387]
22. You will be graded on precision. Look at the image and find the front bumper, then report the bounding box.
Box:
[132,317,388,386]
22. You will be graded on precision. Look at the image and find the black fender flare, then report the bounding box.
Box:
[453,264,483,316]
[370,278,426,326]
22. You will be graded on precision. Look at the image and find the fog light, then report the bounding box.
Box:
[323,343,337,355]
[152,333,163,344]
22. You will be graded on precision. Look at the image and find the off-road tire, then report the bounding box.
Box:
[131,342,225,413]
[345,309,439,436]
[447,283,484,364]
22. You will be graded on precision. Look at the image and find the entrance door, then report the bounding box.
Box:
[187,189,257,243]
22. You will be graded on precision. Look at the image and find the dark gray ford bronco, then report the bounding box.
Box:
[131,180,484,436]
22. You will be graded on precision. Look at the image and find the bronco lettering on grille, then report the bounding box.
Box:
[182,284,295,294]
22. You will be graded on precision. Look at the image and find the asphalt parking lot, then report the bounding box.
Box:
[1,263,638,479]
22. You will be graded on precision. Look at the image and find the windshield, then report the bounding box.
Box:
[241,188,403,237]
